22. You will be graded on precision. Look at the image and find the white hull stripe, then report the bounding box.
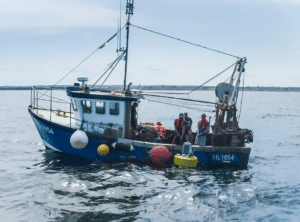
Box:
[42,139,62,152]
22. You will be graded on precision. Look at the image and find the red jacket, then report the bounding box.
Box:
[175,117,185,129]
[198,119,208,132]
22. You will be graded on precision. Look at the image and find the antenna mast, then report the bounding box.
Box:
[123,0,134,91]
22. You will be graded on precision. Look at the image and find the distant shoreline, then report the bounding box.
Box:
[0,85,300,92]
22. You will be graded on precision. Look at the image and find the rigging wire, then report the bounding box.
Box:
[144,91,190,95]
[144,98,214,112]
[143,93,216,105]
[144,94,212,107]
[37,26,126,100]
[130,24,241,59]
[144,95,216,106]
[188,60,239,95]
[91,55,122,87]
[222,70,239,84]
[223,72,235,83]
[37,47,99,100]
[91,51,126,87]
[143,96,214,109]
[237,71,245,122]
[101,52,125,86]
[89,61,115,81]
[223,60,239,83]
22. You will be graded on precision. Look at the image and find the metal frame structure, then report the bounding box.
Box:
[30,87,83,128]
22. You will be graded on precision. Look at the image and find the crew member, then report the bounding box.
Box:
[154,122,166,140]
[182,112,193,143]
[173,113,185,145]
[195,113,209,146]
[131,102,138,130]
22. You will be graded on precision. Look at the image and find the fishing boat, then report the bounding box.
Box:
[28,0,253,168]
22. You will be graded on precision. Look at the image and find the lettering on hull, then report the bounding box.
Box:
[33,118,54,135]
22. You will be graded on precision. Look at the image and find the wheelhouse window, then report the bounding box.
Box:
[81,100,92,113]
[109,102,119,115]
[96,101,105,114]
[71,99,78,111]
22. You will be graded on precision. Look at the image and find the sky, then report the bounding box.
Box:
[0,0,299,87]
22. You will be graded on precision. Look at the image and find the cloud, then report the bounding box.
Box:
[0,0,119,29]
[226,0,300,4]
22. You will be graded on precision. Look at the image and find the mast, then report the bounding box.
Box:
[123,0,134,91]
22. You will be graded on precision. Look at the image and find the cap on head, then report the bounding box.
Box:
[157,122,162,125]
[201,113,206,118]
[179,113,184,117]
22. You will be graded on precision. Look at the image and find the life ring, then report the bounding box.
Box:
[174,155,198,167]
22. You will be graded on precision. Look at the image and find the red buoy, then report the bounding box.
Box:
[149,145,170,165]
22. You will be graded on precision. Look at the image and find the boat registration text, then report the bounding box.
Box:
[210,153,238,163]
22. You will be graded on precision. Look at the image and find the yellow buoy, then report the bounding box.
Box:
[174,155,198,167]
[97,144,110,156]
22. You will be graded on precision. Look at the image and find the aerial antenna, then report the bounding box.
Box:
[117,19,119,50]
[116,0,124,53]
[119,0,122,48]
[123,0,134,91]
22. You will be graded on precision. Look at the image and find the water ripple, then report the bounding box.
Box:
[1,91,300,221]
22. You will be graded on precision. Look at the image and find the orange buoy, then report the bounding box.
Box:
[149,145,170,165]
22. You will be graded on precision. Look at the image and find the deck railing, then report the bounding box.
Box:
[30,86,84,128]
[29,87,120,138]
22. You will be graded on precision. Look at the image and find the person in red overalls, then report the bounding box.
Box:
[154,122,166,140]
[195,113,209,146]
[172,113,185,145]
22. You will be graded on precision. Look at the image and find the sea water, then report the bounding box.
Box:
[0,90,300,221]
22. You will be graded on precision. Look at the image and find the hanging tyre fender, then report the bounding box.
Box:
[111,142,135,152]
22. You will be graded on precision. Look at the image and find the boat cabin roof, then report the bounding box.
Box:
[66,87,139,102]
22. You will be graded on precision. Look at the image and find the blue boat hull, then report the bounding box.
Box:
[29,107,250,168]
[29,107,150,162]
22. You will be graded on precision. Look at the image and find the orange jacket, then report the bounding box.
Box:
[154,125,166,139]
[198,119,208,132]
[175,117,185,129]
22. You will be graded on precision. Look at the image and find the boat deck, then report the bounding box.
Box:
[30,108,77,128]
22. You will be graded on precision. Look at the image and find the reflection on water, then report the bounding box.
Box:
[1,91,300,221]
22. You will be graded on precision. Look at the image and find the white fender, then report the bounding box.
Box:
[70,130,88,149]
